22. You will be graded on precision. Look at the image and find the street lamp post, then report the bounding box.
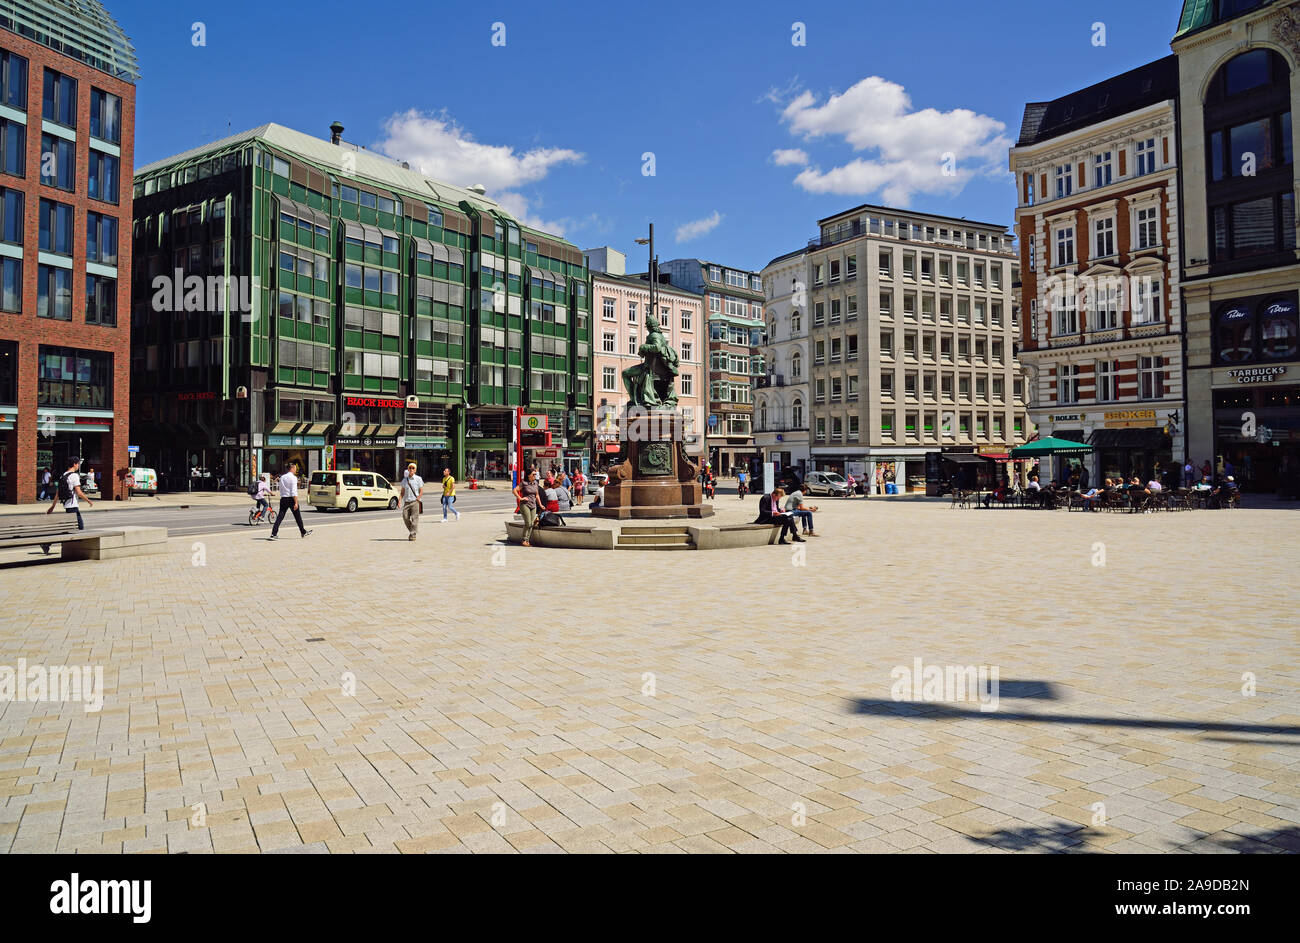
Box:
[634,223,657,364]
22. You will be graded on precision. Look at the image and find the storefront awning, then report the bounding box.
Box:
[943,453,992,465]
[1088,428,1171,450]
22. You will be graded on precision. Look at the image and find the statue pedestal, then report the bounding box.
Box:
[591,412,714,519]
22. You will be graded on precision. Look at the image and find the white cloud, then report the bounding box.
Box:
[771,148,810,167]
[373,109,583,231]
[675,211,723,244]
[775,76,1011,205]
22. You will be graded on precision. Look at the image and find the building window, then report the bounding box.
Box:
[40,135,75,191]
[0,50,27,110]
[38,199,73,255]
[681,341,692,361]
[0,257,19,311]
[1057,364,1080,404]
[89,89,122,144]
[1094,277,1121,330]
[709,265,721,282]
[601,331,615,354]
[1054,287,1078,336]
[1055,163,1073,199]
[0,118,24,177]
[1139,356,1164,400]
[37,265,73,320]
[87,211,118,265]
[1134,277,1161,324]
[86,273,116,326]
[1136,138,1157,176]
[42,69,77,128]
[681,373,692,396]
[1093,151,1113,188]
[680,308,692,331]
[1096,360,1119,402]
[627,334,638,356]
[86,150,119,203]
[37,347,112,407]
[1205,49,1295,266]
[628,300,637,323]
[602,296,615,319]
[791,351,801,378]
[1094,217,1115,258]
[602,366,616,391]
[1136,206,1159,249]
[1055,226,1075,266]
[0,187,22,244]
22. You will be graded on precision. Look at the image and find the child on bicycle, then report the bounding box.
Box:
[252,474,271,521]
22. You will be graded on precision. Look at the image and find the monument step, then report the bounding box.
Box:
[615,538,694,551]
[618,525,694,536]
[617,533,693,546]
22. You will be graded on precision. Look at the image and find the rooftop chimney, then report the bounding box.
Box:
[329,121,344,145]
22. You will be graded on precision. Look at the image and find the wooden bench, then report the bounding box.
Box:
[0,515,166,560]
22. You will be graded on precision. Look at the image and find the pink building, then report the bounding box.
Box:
[589,270,705,469]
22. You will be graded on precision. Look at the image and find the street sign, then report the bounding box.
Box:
[521,414,548,431]
[708,414,718,428]
[127,445,139,454]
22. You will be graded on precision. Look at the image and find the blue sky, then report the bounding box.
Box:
[117,0,1184,270]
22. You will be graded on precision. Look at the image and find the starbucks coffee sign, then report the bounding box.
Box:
[1227,366,1287,384]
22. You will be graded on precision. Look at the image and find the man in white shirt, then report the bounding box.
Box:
[46,456,92,529]
[399,462,424,541]
[269,461,312,540]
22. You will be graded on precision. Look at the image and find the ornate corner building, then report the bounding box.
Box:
[1010,57,1185,483]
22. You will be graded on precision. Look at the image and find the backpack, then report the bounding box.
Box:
[538,511,566,528]
[57,472,74,503]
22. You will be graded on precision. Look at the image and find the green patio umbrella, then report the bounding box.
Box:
[1010,436,1093,458]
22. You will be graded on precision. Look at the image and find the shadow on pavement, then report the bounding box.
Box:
[848,698,1300,737]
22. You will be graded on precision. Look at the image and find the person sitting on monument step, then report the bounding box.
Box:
[755,487,803,544]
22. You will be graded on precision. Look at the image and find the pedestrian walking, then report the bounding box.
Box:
[46,457,92,529]
[37,467,51,501]
[513,469,543,547]
[122,469,134,501]
[399,462,424,540]
[737,468,748,499]
[572,469,586,506]
[440,467,459,522]
[268,461,312,540]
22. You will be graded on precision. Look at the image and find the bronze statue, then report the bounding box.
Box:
[621,317,679,409]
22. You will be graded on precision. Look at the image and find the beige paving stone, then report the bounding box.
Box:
[1,499,1296,854]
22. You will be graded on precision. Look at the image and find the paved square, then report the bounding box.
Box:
[1,497,1297,853]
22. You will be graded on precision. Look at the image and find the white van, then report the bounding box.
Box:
[307,470,398,512]
[125,467,158,494]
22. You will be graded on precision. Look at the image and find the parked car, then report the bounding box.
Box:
[586,473,609,495]
[804,471,850,497]
[307,470,398,511]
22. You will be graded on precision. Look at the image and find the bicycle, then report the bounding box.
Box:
[249,503,278,526]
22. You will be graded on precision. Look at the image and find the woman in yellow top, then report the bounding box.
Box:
[440,467,459,521]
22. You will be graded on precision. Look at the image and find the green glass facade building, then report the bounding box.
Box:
[130,122,590,486]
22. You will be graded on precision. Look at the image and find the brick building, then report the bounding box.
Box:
[1010,56,1186,483]
[0,0,136,503]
